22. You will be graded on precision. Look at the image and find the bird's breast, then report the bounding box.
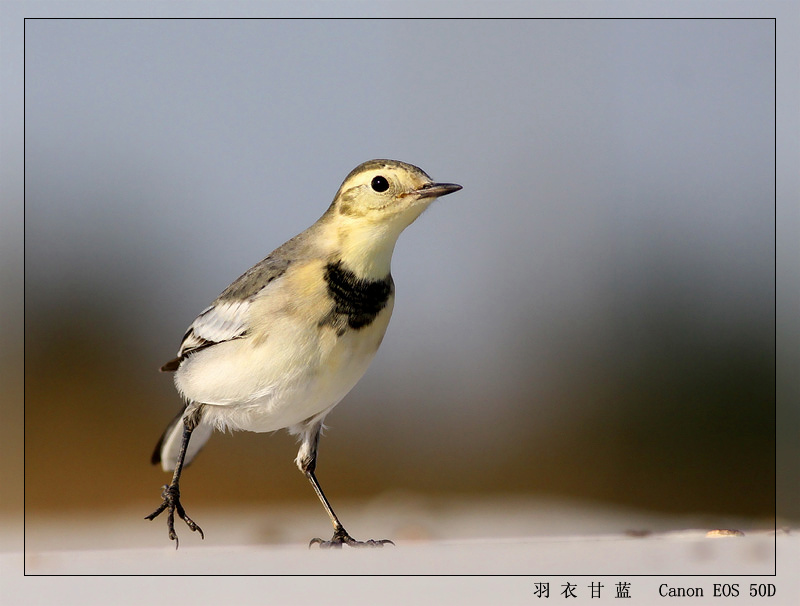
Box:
[318,259,394,335]
[175,259,395,433]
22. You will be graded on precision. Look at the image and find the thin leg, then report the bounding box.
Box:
[145,408,204,548]
[295,422,393,549]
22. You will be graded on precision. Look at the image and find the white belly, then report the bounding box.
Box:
[174,299,393,433]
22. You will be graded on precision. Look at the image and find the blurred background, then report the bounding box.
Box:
[12,17,791,552]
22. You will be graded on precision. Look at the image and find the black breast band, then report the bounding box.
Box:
[322,260,393,331]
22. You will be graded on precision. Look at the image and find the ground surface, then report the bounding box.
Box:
[3,498,797,605]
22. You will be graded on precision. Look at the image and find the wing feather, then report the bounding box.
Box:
[160,229,314,372]
[160,300,252,371]
[161,256,295,371]
[180,299,251,353]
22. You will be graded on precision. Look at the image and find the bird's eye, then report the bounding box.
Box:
[371,176,390,192]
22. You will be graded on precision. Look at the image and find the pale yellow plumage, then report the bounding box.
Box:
[147,159,461,548]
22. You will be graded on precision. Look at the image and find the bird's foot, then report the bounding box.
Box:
[309,526,393,549]
[145,483,204,548]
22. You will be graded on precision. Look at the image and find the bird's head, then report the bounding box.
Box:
[331,159,461,227]
[321,159,461,278]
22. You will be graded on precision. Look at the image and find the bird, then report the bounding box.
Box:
[146,159,462,548]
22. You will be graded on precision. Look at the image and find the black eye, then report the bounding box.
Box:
[371,176,390,192]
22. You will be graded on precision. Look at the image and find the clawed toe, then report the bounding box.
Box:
[309,528,393,549]
[145,484,204,548]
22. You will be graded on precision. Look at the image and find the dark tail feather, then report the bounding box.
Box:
[160,357,181,372]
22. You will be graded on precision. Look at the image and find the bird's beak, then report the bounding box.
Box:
[413,182,463,200]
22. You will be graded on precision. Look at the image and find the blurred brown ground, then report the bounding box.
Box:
[19,296,777,526]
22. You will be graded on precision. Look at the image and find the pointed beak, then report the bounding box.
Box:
[413,182,463,200]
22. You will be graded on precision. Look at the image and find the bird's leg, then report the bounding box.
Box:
[297,422,393,549]
[145,409,204,548]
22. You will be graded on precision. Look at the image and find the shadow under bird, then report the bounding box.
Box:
[147,159,462,547]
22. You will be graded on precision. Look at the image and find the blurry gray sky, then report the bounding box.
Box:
[24,17,774,401]
[8,9,797,523]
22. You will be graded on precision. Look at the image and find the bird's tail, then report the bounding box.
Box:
[150,406,214,472]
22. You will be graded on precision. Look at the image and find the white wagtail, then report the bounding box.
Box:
[146,159,461,548]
